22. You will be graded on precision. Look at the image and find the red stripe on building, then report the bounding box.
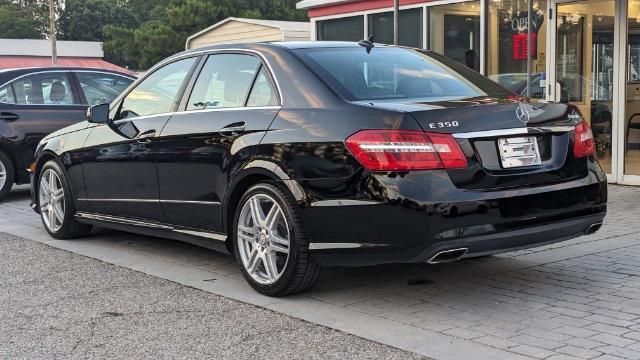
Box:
[308,0,428,18]
[0,56,135,75]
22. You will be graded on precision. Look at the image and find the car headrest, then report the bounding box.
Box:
[49,81,67,103]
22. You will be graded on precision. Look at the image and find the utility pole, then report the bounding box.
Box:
[393,0,399,45]
[49,0,58,65]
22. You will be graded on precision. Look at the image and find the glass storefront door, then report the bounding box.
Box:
[429,1,481,72]
[624,0,640,176]
[554,0,616,174]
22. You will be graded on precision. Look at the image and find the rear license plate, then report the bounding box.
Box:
[498,136,541,168]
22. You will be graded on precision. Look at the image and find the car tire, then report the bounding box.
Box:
[0,151,15,201]
[233,182,321,296]
[37,160,92,239]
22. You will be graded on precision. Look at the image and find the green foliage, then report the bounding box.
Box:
[132,20,184,69]
[5,0,308,70]
[0,3,42,38]
[58,0,138,41]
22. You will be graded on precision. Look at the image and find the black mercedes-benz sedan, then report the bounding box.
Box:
[0,67,135,200]
[30,42,607,296]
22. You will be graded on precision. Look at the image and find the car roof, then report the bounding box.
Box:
[0,67,135,81]
[174,41,394,60]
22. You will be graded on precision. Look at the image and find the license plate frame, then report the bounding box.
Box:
[497,136,542,168]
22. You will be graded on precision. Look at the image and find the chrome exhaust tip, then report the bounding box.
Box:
[585,222,603,235]
[427,248,469,264]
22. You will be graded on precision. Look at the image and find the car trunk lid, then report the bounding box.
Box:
[354,97,589,190]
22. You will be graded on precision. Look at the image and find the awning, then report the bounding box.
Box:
[0,56,135,75]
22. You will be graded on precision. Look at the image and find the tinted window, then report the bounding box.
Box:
[317,16,364,41]
[187,54,260,110]
[368,9,422,48]
[77,72,134,105]
[295,47,511,101]
[7,72,75,105]
[247,67,278,107]
[119,57,196,119]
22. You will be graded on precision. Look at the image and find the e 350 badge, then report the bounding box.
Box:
[427,121,459,129]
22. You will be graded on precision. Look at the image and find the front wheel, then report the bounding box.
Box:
[37,160,92,239]
[233,182,321,296]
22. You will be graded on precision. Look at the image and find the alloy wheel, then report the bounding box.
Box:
[39,169,65,232]
[0,160,6,190]
[237,193,291,285]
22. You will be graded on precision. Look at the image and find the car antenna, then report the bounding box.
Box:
[358,35,374,54]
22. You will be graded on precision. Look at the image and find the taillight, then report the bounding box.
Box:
[573,121,595,157]
[345,130,467,171]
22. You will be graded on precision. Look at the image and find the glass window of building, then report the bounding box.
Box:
[625,0,640,176]
[429,1,481,72]
[487,0,547,99]
[555,0,614,174]
[317,16,364,41]
[368,8,423,48]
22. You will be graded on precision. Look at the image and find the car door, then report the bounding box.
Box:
[81,56,198,221]
[0,71,85,174]
[156,52,280,232]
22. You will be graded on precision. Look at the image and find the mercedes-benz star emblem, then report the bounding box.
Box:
[516,102,530,124]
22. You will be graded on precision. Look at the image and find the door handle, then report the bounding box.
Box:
[0,112,19,122]
[136,129,156,143]
[219,122,246,137]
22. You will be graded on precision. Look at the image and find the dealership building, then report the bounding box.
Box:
[297,0,640,185]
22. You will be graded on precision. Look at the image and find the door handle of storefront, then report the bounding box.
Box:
[0,112,19,122]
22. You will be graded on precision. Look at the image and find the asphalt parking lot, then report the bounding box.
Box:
[0,231,421,359]
[1,185,640,360]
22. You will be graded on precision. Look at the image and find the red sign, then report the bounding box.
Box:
[513,33,537,60]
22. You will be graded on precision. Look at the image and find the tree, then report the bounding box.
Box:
[102,25,138,69]
[27,0,309,69]
[0,3,42,38]
[58,0,138,41]
[133,20,183,69]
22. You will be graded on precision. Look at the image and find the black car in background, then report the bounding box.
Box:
[31,43,607,296]
[0,67,135,199]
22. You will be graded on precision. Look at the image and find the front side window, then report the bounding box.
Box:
[7,73,75,105]
[296,47,511,102]
[187,54,260,110]
[119,57,196,119]
[77,72,134,105]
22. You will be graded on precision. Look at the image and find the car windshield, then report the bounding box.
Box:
[295,46,512,102]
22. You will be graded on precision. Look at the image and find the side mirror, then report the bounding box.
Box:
[86,103,110,124]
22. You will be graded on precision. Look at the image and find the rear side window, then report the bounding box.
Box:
[295,47,511,101]
[77,72,134,105]
[247,67,278,107]
[5,73,75,105]
[187,54,260,110]
[118,57,196,119]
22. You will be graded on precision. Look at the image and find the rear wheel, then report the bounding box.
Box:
[233,182,321,296]
[0,151,15,201]
[37,160,92,239]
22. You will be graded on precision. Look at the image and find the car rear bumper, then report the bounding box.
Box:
[301,162,607,267]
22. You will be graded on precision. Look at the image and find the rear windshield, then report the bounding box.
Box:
[294,47,512,102]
